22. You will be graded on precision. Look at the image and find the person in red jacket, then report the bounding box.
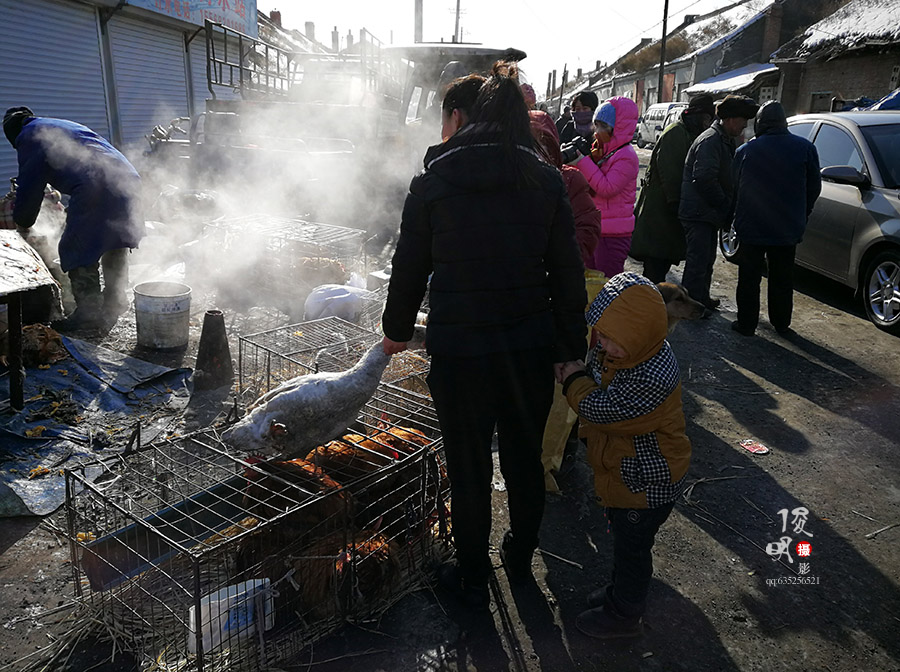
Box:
[529,110,602,268]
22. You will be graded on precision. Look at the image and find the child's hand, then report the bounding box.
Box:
[556,360,586,383]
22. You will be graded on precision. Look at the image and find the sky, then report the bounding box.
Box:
[256,0,741,94]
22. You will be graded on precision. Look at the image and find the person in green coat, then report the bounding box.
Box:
[630,95,715,283]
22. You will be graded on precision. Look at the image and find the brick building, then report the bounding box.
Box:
[771,0,900,115]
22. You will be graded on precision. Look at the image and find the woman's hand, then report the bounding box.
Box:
[382,336,408,355]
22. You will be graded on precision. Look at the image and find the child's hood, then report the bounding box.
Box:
[586,272,667,368]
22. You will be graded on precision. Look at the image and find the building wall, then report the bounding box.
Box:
[793,50,900,114]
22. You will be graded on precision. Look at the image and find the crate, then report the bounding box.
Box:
[65,383,450,671]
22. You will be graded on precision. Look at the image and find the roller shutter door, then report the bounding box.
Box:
[108,13,190,147]
[0,0,110,182]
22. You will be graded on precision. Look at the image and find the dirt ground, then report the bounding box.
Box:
[2,148,900,671]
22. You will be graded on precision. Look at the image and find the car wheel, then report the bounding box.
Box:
[719,224,740,263]
[863,250,900,334]
[636,136,646,149]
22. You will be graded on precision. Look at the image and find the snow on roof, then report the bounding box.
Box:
[671,0,774,64]
[772,0,900,61]
[684,62,779,95]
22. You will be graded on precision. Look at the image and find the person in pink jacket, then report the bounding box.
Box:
[568,96,640,277]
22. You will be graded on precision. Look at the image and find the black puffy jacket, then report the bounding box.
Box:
[382,125,588,362]
[678,120,736,226]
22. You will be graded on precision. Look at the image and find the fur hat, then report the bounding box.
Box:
[715,95,758,120]
[685,94,715,117]
[3,106,34,147]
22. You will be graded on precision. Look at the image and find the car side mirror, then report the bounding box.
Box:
[821,165,870,189]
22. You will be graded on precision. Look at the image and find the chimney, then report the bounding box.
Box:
[596,60,602,71]
[414,0,423,43]
[682,14,698,28]
[761,4,784,60]
[546,72,552,98]
[347,29,354,49]
[332,26,339,52]
[551,69,557,95]
[269,10,281,27]
[305,21,315,42]
[576,67,582,78]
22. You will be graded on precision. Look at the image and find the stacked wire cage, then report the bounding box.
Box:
[65,389,449,670]
[64,317,446,670]
[202,215,368,314]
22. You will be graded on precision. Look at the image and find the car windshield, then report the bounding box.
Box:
[860,124,900,189]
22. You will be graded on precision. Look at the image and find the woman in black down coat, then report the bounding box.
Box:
[382,62,587,610]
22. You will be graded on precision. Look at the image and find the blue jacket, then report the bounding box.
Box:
[13,117,145,271]
[731,105,821,246]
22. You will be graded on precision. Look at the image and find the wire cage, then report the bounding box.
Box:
[237,316,377,402]
[237,316,432,404]
[65,380,450,671]
[201,215,368,314]
[358,282,430,333]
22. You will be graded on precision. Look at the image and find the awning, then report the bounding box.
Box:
[684,63,779,96]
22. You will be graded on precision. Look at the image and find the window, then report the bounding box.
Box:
[788,122,816,140]
[813,124,864,172]
[860,124,900,189]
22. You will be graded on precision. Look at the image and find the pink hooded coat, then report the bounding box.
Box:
[575,96,640,238]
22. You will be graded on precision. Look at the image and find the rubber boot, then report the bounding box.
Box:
[101,248,130,322]
[52,264,105,332]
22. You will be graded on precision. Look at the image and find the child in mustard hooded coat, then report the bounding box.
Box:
[560,272,691,639]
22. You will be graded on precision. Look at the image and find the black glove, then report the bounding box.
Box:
[561,136,592,163]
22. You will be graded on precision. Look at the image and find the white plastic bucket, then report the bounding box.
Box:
[133,281,191,350]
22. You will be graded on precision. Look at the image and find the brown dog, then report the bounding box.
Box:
[657,282,706,333]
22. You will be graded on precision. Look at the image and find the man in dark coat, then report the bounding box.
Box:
[3,107,145,331]
[730,101,821,337]
[630,95,715,282]
[679,95,758,311]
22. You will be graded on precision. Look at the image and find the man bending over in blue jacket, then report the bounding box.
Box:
[3,107,145,332]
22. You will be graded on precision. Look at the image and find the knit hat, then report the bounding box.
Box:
[715,95,758,120]
[685,94,715,117]
[593,101,616,128]
[3,106,34,147]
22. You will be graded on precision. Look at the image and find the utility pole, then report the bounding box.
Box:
[657,0,669,104]
[454,0,461,42]
[558,64,568,116]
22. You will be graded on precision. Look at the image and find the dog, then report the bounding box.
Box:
[657,282,706,333]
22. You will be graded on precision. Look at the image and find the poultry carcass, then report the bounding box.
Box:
[256,529,400,623]
[307,426,448,538]
[236,458,354,574]
[222,327,426,457]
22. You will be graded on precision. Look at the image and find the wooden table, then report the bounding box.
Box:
[0,229,58,410]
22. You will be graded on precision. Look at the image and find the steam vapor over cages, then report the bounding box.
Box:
[64,317,448,670]
[202,215,368,316]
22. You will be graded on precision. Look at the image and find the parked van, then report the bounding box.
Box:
[636,102,687,147]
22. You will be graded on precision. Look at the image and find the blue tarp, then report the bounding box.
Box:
[0,337,192,516]
[866,88,900,111]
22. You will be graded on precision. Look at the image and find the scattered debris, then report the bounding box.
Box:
[851,510,878,522]
[739,438,769,455]
[865,522,899,540]
[538,548,584,570]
